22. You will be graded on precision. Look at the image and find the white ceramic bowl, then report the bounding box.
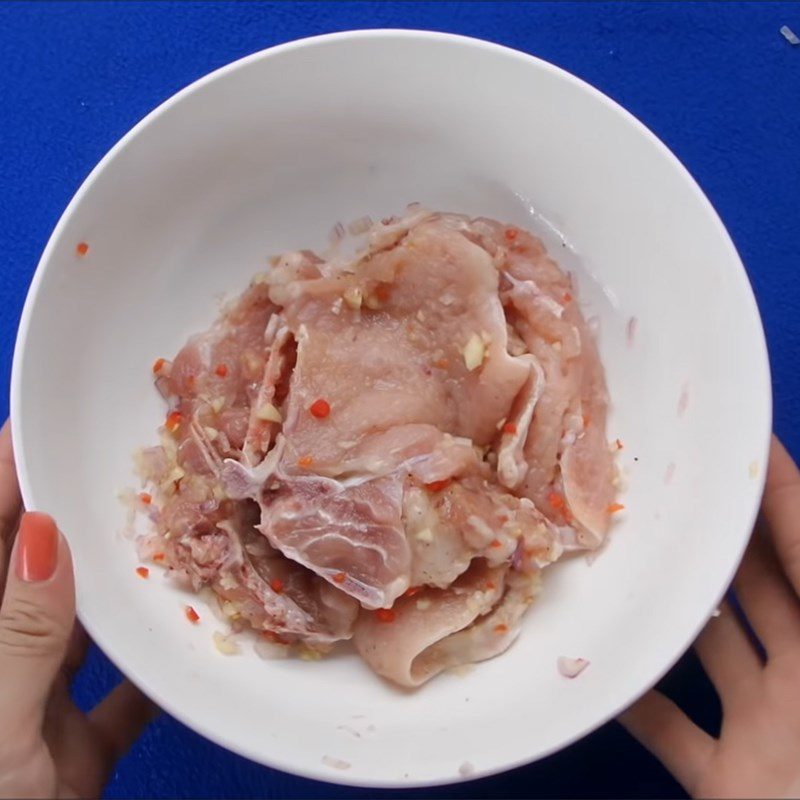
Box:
[12,30,770,787]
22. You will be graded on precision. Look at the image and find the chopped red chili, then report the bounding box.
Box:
[490,539,502,549]
[153,553,166,562]
[503,422,517,435]
[332,572,346,584]
[376,608,396,623]
[297,455,314,468]
[152,358,167,375]
[136,566,149,579]
[270,578,284,594]
[494,623,509,634]
[404,587,420,598]
[76,241,89,256]
[138,492,152,505]
[504,227,518,242]
[185,606,200,623]
[548,491,566,510]
[563,292,573,304]
[215,363,228,378]
[309,398,330,419]
[607,502,626,514]
[165,411,183,433]
[424,478,451,493]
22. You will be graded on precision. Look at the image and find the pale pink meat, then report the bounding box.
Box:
[250,218,533,606]
[258,474,410,609]
[353,560,507,687]
[559,312,615,544]
[409,569,543,683]
[159,280,279,462]
[341,425,484,489]
[233,425,484,607]
[496,356,545,490]
[213,519,358,645]
[272,217,530,470]
[490,224,614,542]
[242,322,295,465]
[405,475,561,589]
[135,209,617,685]
[139,499,357,643]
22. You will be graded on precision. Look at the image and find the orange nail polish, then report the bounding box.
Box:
[16,512,58,582]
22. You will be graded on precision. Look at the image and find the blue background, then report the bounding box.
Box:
[1,1,798,797]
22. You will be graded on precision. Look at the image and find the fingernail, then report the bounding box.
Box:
[16,512,59,582]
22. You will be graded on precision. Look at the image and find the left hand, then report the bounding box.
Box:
[0,420,157,799]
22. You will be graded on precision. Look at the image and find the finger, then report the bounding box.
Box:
[734,527,800,657]
[0,509,20,599]
[61,622,90,684]
[618,689,715,795]
[761,436,800,596]
[43,686,108,800]
[694,602,762,707]
[0,420,21,539]
[0,513,75,742]
[89,680,159,772]
[0,420,22,590]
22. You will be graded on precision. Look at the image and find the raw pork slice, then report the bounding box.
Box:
[134,208,618,686]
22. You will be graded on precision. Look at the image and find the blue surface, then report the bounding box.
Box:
[1,2,798,797]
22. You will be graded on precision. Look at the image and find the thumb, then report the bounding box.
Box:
[0,512,75,738]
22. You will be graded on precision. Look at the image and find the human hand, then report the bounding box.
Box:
[0,421,157,799]
[620,435,800,799]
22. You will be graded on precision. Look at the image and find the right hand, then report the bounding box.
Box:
[620,436,800,798]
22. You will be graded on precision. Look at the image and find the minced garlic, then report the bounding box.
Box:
[213,631,240,655]
[256,403,282,423]
[463,333,485,371]
[343,286,363,309]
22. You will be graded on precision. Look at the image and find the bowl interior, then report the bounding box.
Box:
[12,31,770,786]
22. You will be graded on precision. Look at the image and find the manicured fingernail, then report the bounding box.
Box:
[16,512,58,582]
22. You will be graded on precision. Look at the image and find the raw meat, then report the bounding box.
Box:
[134,208,618,686]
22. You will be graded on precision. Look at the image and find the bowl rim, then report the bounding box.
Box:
[10,28,772,788]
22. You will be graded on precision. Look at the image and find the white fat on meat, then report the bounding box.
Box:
[148,500,358,644]
[257,475,411,609]
[213,520,358,645]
